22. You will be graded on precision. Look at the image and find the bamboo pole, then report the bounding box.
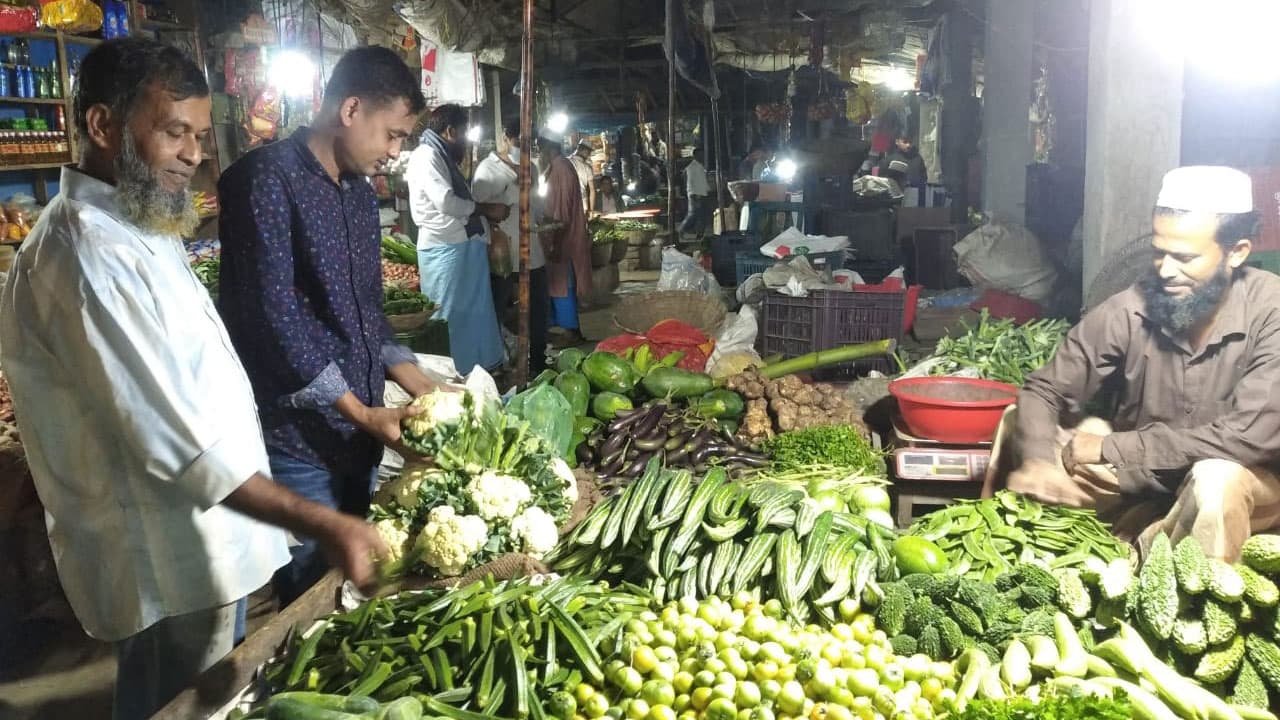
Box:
[666,1,677,244]
[516,0,535,387]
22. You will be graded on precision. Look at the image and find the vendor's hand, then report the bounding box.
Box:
[318,513,389,596]
[354,404,429,463]
[1006,458,1072,496]
[1062,432,1106,475]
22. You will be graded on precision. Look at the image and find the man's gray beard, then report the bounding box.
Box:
[114,134,199,238]
[1139,261,1232,335]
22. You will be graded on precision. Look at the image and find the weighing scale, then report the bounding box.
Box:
[889,417,992,526]
[891,417,993,481]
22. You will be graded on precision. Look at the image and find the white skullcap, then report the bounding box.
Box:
[1156,166,1254,214]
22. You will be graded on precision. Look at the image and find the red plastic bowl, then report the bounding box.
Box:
[889,377,1019,444]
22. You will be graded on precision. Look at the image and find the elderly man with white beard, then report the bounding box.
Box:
[0,38,388,720]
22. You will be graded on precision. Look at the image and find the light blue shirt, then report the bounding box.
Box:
[0,168,289,641]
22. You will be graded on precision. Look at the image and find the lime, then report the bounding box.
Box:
[890,536,950,575]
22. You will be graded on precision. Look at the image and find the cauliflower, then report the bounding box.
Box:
[373,517,413,564]
[403,390,468,439]
[371,463,441,511]
[466,471,532,521]
[550,457,578,505]
[414,505,488,576]
[510,505,560,559]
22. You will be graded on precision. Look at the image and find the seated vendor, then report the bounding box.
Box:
[1004,165,1280,562]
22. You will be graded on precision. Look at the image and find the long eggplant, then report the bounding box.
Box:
[600,431,628,459]
[606,407,646,433]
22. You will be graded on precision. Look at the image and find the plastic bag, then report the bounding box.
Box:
[954,221,1059,305]
[506,383,573,458]
[707,307,761,378]
[760,226,849,259]
[41,0,101,32]
[657,247,721,296]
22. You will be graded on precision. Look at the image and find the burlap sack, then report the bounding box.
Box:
[407,471,602,591]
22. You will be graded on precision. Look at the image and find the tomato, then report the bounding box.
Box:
[837,598,860,623]
[821,643,843,666]
[655,630,679,650]
[575,685,598,705]
[691,688,713,711]
[648,706,677,720]
[824,704,853,720]
[762,599,784,619]
[632,647,660,675]
[750,707,776,720]
[606,706,625,720]
[751,660,780,683]
[920,677,942,701]
[549,691,578,720]
[583,694,610,718]
[674,671,695,695]
[626,699,651,720]
[698,603,725,628]
[618,667,645,696]
[694,670,716,689]
[703,658,728,675]
[862,645,885,672]
[759,679,781,701]
[738,638,762,661]
[808,702,830,720]
[711,683,736,702]
[827,687,855,709]
[716,632,741,653]
[777,681,806,716]
[846,668,879,697]
[641,681,676,708]
[880,663,905,691]
[794,658,818,683]
[706,697,739,720]
[652,663,676,684]
[733,680,762,709]
[673,694,691,712]
[807,664,836,699]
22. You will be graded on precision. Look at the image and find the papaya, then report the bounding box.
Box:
[554,372,591,417]
[640,366,714,399]
[581,351,638,394]
[556,347,587,373]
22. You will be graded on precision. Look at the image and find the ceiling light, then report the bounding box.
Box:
[268,48,315,98]
[546,112,569,134]
[775,159,797,182]
[466,125,482,143]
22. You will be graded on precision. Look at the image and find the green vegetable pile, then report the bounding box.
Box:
[264,576,650,718]
[908,490,1130,580]
[762,425,885,477]
[614,220,660,232]
[191,257,219,298]
[384,287,435,316]
[929,311,1070,386]
[548,461,899,624]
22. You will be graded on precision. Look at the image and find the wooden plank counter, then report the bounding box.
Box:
[150,571,343,720]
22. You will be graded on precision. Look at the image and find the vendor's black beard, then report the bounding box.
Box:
[1139,264,1232,335]
[115,134,199,238]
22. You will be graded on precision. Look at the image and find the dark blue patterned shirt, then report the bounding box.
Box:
[217,129,414,474]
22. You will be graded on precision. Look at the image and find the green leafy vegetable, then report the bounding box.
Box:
[191,257,220,298]
[930,310,1070,386]
[945,690,1133,720]
[384,286,435,316]
[762,425,885,475]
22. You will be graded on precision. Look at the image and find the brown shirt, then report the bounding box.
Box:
[1017,267,1280,493]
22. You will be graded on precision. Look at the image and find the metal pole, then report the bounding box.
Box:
[711,98,726,234]
[516,0,535,387]
[666,2,677,244]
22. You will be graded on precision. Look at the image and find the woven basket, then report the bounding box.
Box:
[1084,234,1153,312]
[613,290,727,335]
[591,243,613,268]
[611,237,629,263]
[387,310,431,332]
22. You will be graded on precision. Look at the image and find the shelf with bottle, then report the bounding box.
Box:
[0,115,71,171]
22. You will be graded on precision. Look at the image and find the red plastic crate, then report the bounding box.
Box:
[758,288,906,379]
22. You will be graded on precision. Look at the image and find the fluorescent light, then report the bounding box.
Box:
[886,66,915,92]
[466,125,482,143]
[546,112,569,134]
[775,159,797,181]
[268,48,315,98]
[1141,0,1280,85]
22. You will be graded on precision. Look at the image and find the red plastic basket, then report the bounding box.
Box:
[758,288,906,379]
[889,377,1018,443]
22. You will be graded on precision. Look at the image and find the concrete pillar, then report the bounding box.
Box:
[980,0,1034,225]
[1082,0,1184,293]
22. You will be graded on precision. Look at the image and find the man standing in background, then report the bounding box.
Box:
[407,104,509,375]
[473,118,550,374]
[571,139,596,216]
[681,147,711,239]
[538,131,593,348]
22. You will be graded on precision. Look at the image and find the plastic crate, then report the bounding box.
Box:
[735,250,848,285]
[710,232,764,286]
[758,288,906,380]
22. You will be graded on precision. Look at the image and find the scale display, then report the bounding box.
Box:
[894,448,991,481]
